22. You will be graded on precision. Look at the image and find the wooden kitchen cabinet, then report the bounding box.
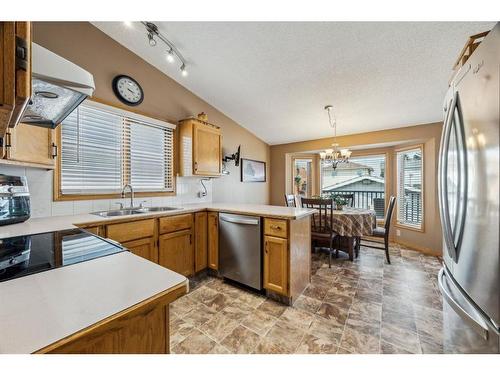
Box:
[2,123,56,168]
[0,22,31,138]
[122,237,158,264]
[263,235,288,296]
[178,115,222,177]
[194,211,208,272]
[207,211,219,270]
[105,219,157,263]
[159,229,194,277]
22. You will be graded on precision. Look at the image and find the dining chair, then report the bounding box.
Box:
[301,198,338,268]
[358,196,396,264]
[284,194,297,207]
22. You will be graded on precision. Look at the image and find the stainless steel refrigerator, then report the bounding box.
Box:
[438,22,499,354]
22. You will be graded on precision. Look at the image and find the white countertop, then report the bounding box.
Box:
[0,203,315,239]
[0,252,187,353]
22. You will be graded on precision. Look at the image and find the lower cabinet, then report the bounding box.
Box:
[207,212,219,270]
[263,235,288,295]
[194,211,208,272]
[122,237,158,263]
[159,229,194,277]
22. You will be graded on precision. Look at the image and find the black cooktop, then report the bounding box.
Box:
[0,228,125,282]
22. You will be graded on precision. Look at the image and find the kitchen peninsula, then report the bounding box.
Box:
[0,203,315,354]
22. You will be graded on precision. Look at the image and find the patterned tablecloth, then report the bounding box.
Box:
[329,208,377,237]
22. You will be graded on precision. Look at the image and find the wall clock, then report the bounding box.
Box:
[112,75,144,106]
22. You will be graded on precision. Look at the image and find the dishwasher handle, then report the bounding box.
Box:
[219,215,260,225]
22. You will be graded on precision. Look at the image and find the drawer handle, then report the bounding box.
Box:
[270,225,282,230]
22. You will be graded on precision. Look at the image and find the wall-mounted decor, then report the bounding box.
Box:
[241,158,266,182]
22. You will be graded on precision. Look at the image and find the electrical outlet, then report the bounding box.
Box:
[396,229,401,237]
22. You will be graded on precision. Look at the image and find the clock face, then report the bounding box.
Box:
[112,75,144,106]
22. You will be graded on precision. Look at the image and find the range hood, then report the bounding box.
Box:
[20,43,95,128]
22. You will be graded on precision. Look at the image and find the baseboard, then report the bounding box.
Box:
[393,239,441,257]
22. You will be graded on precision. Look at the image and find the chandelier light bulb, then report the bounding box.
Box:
[319,152,326,159]
[147,33,157,46]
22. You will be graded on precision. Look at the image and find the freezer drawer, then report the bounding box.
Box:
[439,267,500,353]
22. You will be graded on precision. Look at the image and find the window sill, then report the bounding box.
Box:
[53,191,176,202]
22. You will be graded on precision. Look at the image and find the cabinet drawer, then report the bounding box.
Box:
[159,214,193,234]
[264,218,288,239]
[106,219,155,243]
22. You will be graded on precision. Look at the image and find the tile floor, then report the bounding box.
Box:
[170,243,444,354]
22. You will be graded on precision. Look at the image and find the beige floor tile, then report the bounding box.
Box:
[221,301,255,321]
[316,302,349,326]
[235,290,266,308]
[380,322,422,354]
[200,311,241,342]
[171,329,217,354]
[170,296,199,317]
[279,307,315,331]
[257,299,287,318]
[253,337,290,354]
[302,284,330,300]
[264,320,306,353]
[328,280,358,297]
[308,316,343,344]
[208,344,231,354]
[294,295,323,314]
[323,291,353,310]
[182,303,218,327]
[339,327,380,354]
[241,309,277,336]
[295,333,338,354]
[221,325,261,354]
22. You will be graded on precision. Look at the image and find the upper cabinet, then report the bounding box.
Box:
[178,113,222,177]
[0,22,31,138]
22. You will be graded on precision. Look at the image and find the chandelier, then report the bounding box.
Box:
[319,105,351,169]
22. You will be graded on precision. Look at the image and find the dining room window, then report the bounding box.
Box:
[57,100,175,198]
[396,146,424,230]
[320,154,386,218]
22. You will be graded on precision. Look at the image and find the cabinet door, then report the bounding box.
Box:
[263,235,288,296]
[193,122,222,176]
[194,211,208,272]
[6,123,55,166]
[123,237,158,263]
[159,229,194,277]
[0,22,31,136]
[207,212,219,270]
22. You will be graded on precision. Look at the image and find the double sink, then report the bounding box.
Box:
[92,206,182,218]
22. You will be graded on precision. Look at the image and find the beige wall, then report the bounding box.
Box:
[270,122,444,255]
[33,22,270,204]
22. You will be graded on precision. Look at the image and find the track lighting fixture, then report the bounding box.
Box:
[141,22,189,77]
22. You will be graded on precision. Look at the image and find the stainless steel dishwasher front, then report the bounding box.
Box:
[218,212,262,290]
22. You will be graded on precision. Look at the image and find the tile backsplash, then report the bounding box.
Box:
[0,165,212,218]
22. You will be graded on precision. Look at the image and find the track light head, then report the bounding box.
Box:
[166,49,175,63]
[180,64,188,77]
[147,32,157,46]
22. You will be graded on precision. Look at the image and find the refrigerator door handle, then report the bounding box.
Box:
[438,93,457,261]
[438,267,490,340]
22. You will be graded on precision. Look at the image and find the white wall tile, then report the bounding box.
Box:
[73,200,94,214]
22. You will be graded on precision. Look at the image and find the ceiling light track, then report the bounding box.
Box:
[141,21,188,77]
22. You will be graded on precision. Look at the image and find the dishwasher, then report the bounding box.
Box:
[219,212,262,290]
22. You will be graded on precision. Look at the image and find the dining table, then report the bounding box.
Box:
[329,207,377,260]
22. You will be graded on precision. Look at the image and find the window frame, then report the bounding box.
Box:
[291,155,315,198]
[53,98,177,202]
[395,144,425,232]
[318,149,390,224]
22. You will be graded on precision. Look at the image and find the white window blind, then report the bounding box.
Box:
[396,147,423,228]
[60,101,175,195]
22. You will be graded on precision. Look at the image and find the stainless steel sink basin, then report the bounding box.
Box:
[92,206,181,217]
[137,206,181,212]
[92,209,143,217]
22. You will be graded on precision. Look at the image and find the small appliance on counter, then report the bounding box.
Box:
[0,175,30,226]
[0,228,125,283]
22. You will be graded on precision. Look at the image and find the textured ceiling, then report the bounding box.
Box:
[93,22,494,145]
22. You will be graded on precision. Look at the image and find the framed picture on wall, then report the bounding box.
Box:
[241,158,266,182]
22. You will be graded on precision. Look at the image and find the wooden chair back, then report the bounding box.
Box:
[301,198,334,233]
[384,196,397,237]
[284,194,297,207]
